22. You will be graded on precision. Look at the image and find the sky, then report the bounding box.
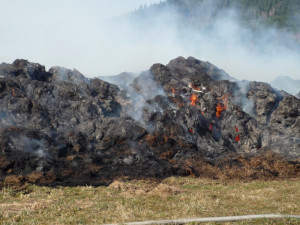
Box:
[0,0,161,75]
[0,0,300,82]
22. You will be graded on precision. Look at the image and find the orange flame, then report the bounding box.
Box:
[216,103,226,117]
[191,84,200,91]
[171,87,175,95]
[235,126,239,133]
[234,126,240,142]
[190,94,198,106]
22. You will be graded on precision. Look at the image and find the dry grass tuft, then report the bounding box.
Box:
[26,172,44,183]
[3,175,24,186]
[178,151,300,181]
[148,183,181,197]
[108,180,126,190]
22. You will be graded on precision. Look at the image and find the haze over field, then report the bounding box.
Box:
[0,0,300,83]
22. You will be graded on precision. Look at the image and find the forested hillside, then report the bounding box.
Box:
[134,0,300,34]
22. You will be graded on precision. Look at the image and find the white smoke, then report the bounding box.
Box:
[9,135,48,158]
[125,70,165,126]
[234,80,255,117]
[0,0,299,83]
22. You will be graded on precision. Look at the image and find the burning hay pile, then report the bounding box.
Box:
[0,57,299,186]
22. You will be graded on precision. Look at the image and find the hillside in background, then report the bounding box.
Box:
[135,0,300,32]
[271,76,300,96]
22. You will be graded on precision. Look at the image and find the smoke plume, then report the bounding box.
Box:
[0,0,299,85]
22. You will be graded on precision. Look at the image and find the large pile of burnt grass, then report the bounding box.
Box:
[0,57,299,187]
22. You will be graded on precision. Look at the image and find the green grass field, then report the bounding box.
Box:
[1,177,299,224]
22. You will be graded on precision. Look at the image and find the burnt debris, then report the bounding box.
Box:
[0,57,299,186]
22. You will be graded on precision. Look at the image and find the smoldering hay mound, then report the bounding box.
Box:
[0,57,299,186]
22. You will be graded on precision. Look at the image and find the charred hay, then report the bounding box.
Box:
[0,57,299,187]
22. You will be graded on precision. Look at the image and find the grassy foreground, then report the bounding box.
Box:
[0,177,299,225]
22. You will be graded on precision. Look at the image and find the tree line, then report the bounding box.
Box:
[134,0,300,33]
